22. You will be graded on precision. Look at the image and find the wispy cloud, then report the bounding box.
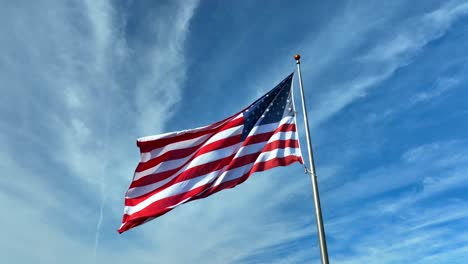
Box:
[309,0,468,124]
[411,76,460,103]
[323,139,468,264]
[0,0,200,263]
[135,0,199,135]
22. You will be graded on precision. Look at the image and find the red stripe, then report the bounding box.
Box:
[118,217,151,234]
[126,152,239,205]
[125,142,300,205]
[242,123,296,146]
[137,121,295,173]
[224,139,299,170]
[130,134,242,188]
[137,116,244,152]
[251,154,303,172]
[137,112,237,145]
[135,134,242,173]
[136,144,202,172]
[124,181,213,221]
[119,155,302,233]
[262,139,299,152]
[199,155,302,199]
[127,134,297,203]
[131,123,296,188]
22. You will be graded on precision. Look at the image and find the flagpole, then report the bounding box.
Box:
[294,54,330,264]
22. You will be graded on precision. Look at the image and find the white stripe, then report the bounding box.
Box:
[134,152,197,181]
[129,117,299,198]
[255,147,301,164]
[129,133,288,199]
[248,116,293,136]
[234,131,295,157]
[125,165,249,215]
[140,133,211,163]
[132,129,297,196]
[210,163,252,187]
[126,148,302,216]
[128,143,300,205]
[134,126,243,181]
[137,119,225,142]
[267,130,297,142]
[161,131,299,194]
[133,127,294,184]
[231,130,297,160]
[136,115,240,142]
[138,126,212,142]
[138,116,290,173]
[184,142,242,171]
[125,169,221,214]
[204,125,243,145]
[140,116,244,162]
[212,148,301,188]
[236,142,267,157]
[127,142,242,198]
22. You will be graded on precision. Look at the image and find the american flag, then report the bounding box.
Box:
[119,73,303,233]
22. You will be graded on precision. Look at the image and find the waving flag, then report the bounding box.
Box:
[119,73,303,233]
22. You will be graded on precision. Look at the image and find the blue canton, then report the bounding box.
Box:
[241,73,294,141]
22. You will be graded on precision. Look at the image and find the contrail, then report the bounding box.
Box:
[93,101,111,262]
[84,1,116,261]
[93,78,112,263]
[94,183,106,261]
[93,109,110,262]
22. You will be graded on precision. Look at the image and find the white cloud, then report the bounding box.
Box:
[135,0,199,135]
[412,76,460,103]
[309,0,468,124]
[0,0,202,263]
[329,200,468,264]
[323,139,468,263]
[402,140,468,167]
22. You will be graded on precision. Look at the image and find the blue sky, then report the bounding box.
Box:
[1,0,468,263]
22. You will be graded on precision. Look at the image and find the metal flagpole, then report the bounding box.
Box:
[294,54,330,264]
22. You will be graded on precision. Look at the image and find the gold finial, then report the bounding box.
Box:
[294,54,301,61]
